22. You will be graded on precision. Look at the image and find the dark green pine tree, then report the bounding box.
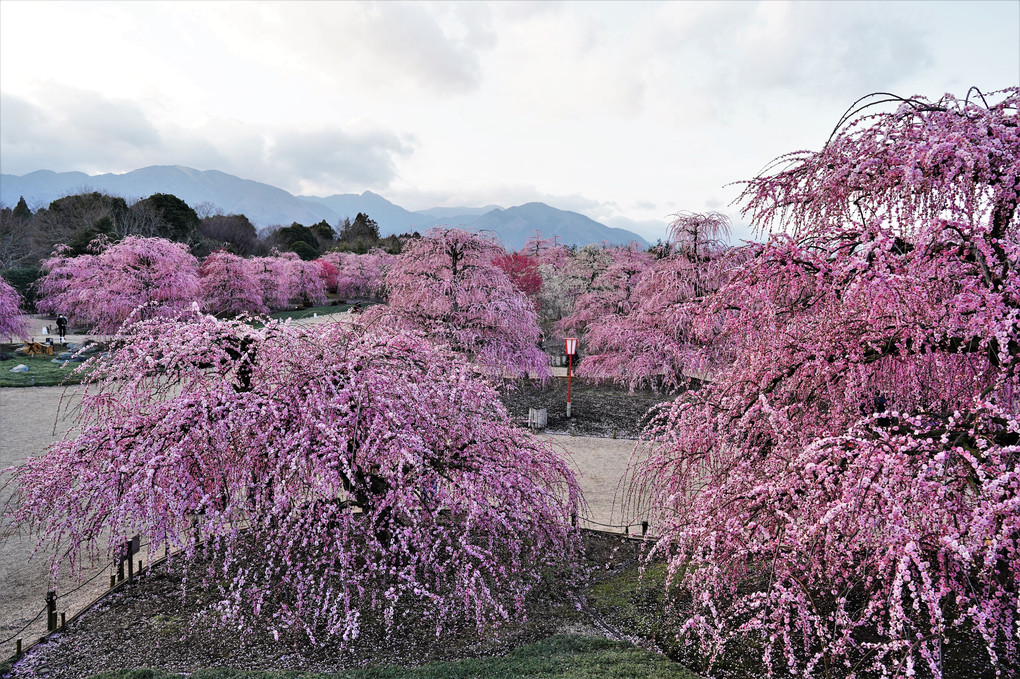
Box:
[12,196,32,222]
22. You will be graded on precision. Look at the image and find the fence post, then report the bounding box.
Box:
[16,638,22,657]
[45,591,56,632]
[60,612,66,630]
[570,513,577,527]
[642,520,649,537]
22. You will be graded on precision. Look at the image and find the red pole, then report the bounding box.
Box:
[567,352,572,418]
[565,337,576,419]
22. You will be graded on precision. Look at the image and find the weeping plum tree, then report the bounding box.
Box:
[35,236,200,334]
[7,314,581,644]
[280,251,327,307]
[198,249,267,316]
[0,277,28,339]
[494,252,543,311]
[249,254,298,311]
[320,250,392,300]
[316,257,340,293]
[579,213,741,391]
[637,89,1019,676]
[558,243,653,339]
[522,233,573,328]
[367,228,549,378]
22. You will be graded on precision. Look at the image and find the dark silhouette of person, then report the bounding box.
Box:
[56,315,68,342]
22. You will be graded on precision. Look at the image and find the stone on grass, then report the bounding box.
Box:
[10,364,29,373]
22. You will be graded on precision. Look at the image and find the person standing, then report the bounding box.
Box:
[56,314,67,342]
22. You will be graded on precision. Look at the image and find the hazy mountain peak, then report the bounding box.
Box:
[2,166,648,249]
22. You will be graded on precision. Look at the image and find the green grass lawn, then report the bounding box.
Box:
[0,353,91,388]
[84,635,698,679]
[0,303,373,386]
[266,302,382,323]
[267,304,351,322]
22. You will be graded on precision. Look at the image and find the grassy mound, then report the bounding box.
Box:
[0,353,90,388]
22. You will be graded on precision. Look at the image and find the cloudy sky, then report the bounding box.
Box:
[1,1,1017,242]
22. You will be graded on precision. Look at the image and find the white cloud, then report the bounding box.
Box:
[0,88,414,194]
[179,2,494,98]
[0,89,162,174]
[0,0,1016,235]
[268,126,414,193]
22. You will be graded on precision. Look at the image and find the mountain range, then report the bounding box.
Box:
[1,166,648,250]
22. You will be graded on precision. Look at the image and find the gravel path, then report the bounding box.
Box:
[0,384,130,657]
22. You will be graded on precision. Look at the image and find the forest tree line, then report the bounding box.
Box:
[0,190,416,307]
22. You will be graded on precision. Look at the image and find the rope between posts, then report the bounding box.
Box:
[574,515,650,532]
[1,605,47,646]
[581,518,632,529]
[54,562,111,599]
[4,538,166,663]
[3,538,156,646]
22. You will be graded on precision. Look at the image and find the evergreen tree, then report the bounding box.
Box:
[12,196,32,222]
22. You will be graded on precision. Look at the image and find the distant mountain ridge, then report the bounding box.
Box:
[1,165,648,249]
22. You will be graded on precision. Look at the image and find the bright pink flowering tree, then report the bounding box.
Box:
[0,277,28,340]
[35,236,200,333]
[316,258,340,293]
[198,250,267,316]
[367,228,549,378]
[8,315,581,644]
[637,89,1019,676]
[579,214,740,391]
[494,252,543,311]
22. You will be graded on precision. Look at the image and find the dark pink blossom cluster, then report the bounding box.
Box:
[8,314,581,644]
[493,252,543,312]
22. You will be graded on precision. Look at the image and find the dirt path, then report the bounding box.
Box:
[0,385,135,654]
[0,378,651,657]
